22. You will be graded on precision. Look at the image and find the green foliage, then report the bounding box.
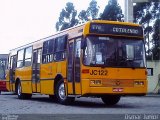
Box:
[133,3,146,23]
[78,0,99,24]
[133,1,160,60]
[78,10,89,24]
[100,0,124,21]
[87,0,99,20]
[56,0,124,30]
[152,2,160,19]
[56,2,78,31]
[152,19,160,60]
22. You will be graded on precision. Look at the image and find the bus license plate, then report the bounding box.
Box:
[113,88,123,92]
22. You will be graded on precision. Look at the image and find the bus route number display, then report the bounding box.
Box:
[90,23,143,37]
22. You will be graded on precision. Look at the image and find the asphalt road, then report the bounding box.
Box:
[0,92,160,120]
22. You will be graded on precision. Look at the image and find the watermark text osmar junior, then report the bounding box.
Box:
[125,114,159,120]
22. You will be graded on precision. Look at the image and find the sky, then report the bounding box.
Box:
[0,0,124,54]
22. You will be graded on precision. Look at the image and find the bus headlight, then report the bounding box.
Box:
[134,81,144,86]
[139,81,144,85]
[90,80,102,86]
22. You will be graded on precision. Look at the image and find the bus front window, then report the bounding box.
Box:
[83,36,146,68]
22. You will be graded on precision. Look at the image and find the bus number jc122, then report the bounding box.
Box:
[90,70,108,76]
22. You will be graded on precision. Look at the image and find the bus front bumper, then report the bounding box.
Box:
[81,79,147,96]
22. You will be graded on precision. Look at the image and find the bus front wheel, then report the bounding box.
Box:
[17,82,32,99]
[56,80,75,105]
[101,95,121,106]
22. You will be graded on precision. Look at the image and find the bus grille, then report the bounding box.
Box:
[102,79,134,87]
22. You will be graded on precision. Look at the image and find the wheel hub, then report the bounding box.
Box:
[58,83,66,100]
[18,84,21,96]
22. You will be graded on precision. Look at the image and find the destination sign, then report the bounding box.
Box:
[90,23,143,37]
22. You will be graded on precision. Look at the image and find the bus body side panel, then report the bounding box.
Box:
[6,69,15,92]
[32,83,41,93]
[40,61,67,95]
[40,62,55,94]
[32,83,36,92]
[5,70,10,91]
[15,66,32,93]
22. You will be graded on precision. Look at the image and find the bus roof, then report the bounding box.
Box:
[9,20,142,54]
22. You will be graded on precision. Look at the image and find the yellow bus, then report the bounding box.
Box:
[6,20,147,105]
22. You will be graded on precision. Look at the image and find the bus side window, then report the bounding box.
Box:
[24,46,32,66]
[42,39,54,63]
[54,35,67,61]
[75,39,81,82]
[17,49,24,68]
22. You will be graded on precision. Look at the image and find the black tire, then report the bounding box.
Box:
[101,95,121,106]
[25,94,32,99]
[55,80,75,105]
[49,95,57,102]
[17,82,32,99]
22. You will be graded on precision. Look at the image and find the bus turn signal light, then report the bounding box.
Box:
[145,70,148,75]
[82,69,89,74]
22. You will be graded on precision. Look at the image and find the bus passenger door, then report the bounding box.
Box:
[67,38,82,95]
[32,49,41,93]
[9,55,16,91]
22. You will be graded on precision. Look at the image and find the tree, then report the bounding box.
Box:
[100,0,124,21]
[133,3,147,23]
[78,10,89,24]
[151,1,160,60]
[152,19,160,60]
[141,11,153,57]
[78,0,99,24]
[152,2,160,19]
[133,1,160,60]
[56,2,78,31]
[87,0,99,20]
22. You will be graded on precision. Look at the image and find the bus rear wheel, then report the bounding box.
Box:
[17,82,32,99]
[56,80,75,105]
[49,95,58,102]
[101,95,121,106]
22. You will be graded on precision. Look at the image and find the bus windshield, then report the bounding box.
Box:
[83,36,146,68]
